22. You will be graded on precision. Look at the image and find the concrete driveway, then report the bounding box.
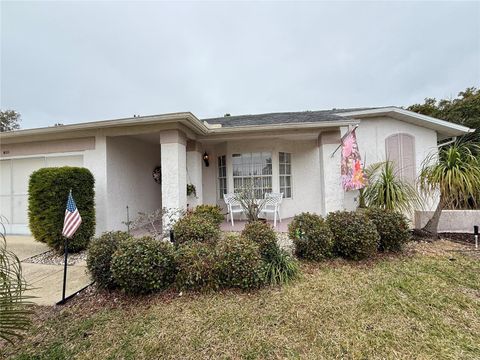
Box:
[6,236,91,306]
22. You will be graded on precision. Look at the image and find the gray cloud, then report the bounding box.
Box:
[1,1,479,129]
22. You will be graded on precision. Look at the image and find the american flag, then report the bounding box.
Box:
[62,191,82,238]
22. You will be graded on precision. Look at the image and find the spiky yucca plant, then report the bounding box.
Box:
[0,216,33,343]
[362,161,422,214]
[419,143,480,235]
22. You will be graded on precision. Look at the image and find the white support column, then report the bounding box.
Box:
[160,130,187,227]
[83,134,108,235]
[318,130,345,216]
[186,140,203,208]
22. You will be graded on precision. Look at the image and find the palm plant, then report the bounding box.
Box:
[0,216,33,343]
[419,142,480,236]
[362,161,422,213]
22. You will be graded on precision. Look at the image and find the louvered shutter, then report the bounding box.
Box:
[385,133,416,183]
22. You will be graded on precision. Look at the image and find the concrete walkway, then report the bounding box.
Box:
[6,236,91,306]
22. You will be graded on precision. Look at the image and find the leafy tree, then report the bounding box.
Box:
[419,143,480,235]
[408,87,480,145]
[0,110,21,132]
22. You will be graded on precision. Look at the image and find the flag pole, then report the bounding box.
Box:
[61,235,68,304]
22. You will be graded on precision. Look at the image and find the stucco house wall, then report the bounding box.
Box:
[106,136,162,231]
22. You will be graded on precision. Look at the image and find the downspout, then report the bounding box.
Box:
[437,136,457,148]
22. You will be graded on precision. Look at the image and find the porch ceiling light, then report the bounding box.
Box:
[203,152,210,167]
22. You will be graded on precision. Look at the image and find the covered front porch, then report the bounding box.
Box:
[219,217,293,233]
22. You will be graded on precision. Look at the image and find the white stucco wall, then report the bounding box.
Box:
[415,210,480,233]
[106,136,162,231]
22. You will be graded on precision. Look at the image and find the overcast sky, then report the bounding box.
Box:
[1,1,479,129]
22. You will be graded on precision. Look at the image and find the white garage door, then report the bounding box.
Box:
[0,155,83,234]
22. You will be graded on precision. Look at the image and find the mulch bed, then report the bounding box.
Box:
[22,250,87,266]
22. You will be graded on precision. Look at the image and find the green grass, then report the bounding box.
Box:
[3,241,480,359]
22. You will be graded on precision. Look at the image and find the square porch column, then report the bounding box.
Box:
[186,140,203,208]
[160,130,187,220]
[318,130,345,215]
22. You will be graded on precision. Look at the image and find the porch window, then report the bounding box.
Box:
[232,152,272,198]
[217,155,227,199]
[279,152,292,198]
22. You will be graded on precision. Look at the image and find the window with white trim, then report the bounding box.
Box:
[279,152,292,198]
[232,152,272,198]
[217,155,227,199]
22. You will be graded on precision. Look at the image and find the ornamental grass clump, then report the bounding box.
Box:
[326,211,379,260]
[242,221,299,285]
[288,212,334,261]
[366,208,411,252]
[111,237,176,294]
[87,231,132,289]
[173,214,220,245]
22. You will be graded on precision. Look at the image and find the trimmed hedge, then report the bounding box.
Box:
[175,242,217,291]
[87,231,132,289]
[241,221,278,261]
[173,214,220,245]
[190,205,225,226]
[288,212,334,261]
[111,237,176,294]
[215,234,265,290]
[366,208,411,252]
[28,167,95,253]
[326,211,379,260]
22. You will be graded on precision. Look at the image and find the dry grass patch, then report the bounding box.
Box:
[2,240,479,359]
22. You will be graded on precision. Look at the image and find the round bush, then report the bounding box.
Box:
[241,221,278,261]
[366,208,411,252]
[28,167,95,252]
[173,214,220,245]
[190,205,225,226]
[175,242,217,291]
[215,234,265,289]
[288,212,334,261]
[326,211,380,260]
[87,231,132,289]
[111,237,176,294]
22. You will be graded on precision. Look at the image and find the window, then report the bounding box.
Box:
[217,155,227,199]
[232,152,272,198]
[385,133,415,183]
[279,152,292,198]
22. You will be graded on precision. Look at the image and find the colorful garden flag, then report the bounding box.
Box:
[341,129,367,191]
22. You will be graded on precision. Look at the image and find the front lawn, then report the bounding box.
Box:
[3,240,479,359]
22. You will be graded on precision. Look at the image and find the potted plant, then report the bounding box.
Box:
[186,184,197,198]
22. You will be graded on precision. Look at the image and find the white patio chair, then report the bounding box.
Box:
[261,192,283,227]
[224,193,244,226]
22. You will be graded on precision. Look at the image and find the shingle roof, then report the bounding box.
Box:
[203,107,384,127]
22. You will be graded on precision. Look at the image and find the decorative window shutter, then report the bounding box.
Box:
[385,133,416,183]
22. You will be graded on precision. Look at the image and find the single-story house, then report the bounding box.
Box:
[0,107,473,235]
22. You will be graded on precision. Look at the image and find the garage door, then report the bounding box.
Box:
[0,155,83,234]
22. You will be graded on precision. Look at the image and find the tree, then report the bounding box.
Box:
[419,143,480,236]
[408,87,480,145]
[361,161,421,214]
[0,110,21,132]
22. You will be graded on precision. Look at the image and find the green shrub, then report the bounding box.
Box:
[175,242,217,291]
[28,167,95,253]
[263,246,300,286]
[111,237,176,294]
[288,212,334,261]
[173,214,220,245]
[190,205,224,226]
[366,208,411,252]
[215,234,265,290]
[326,211,379,260]
[241,221,278,261]
[87,231,132,289]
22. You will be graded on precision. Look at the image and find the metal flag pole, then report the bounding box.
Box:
[61,235,68,304]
